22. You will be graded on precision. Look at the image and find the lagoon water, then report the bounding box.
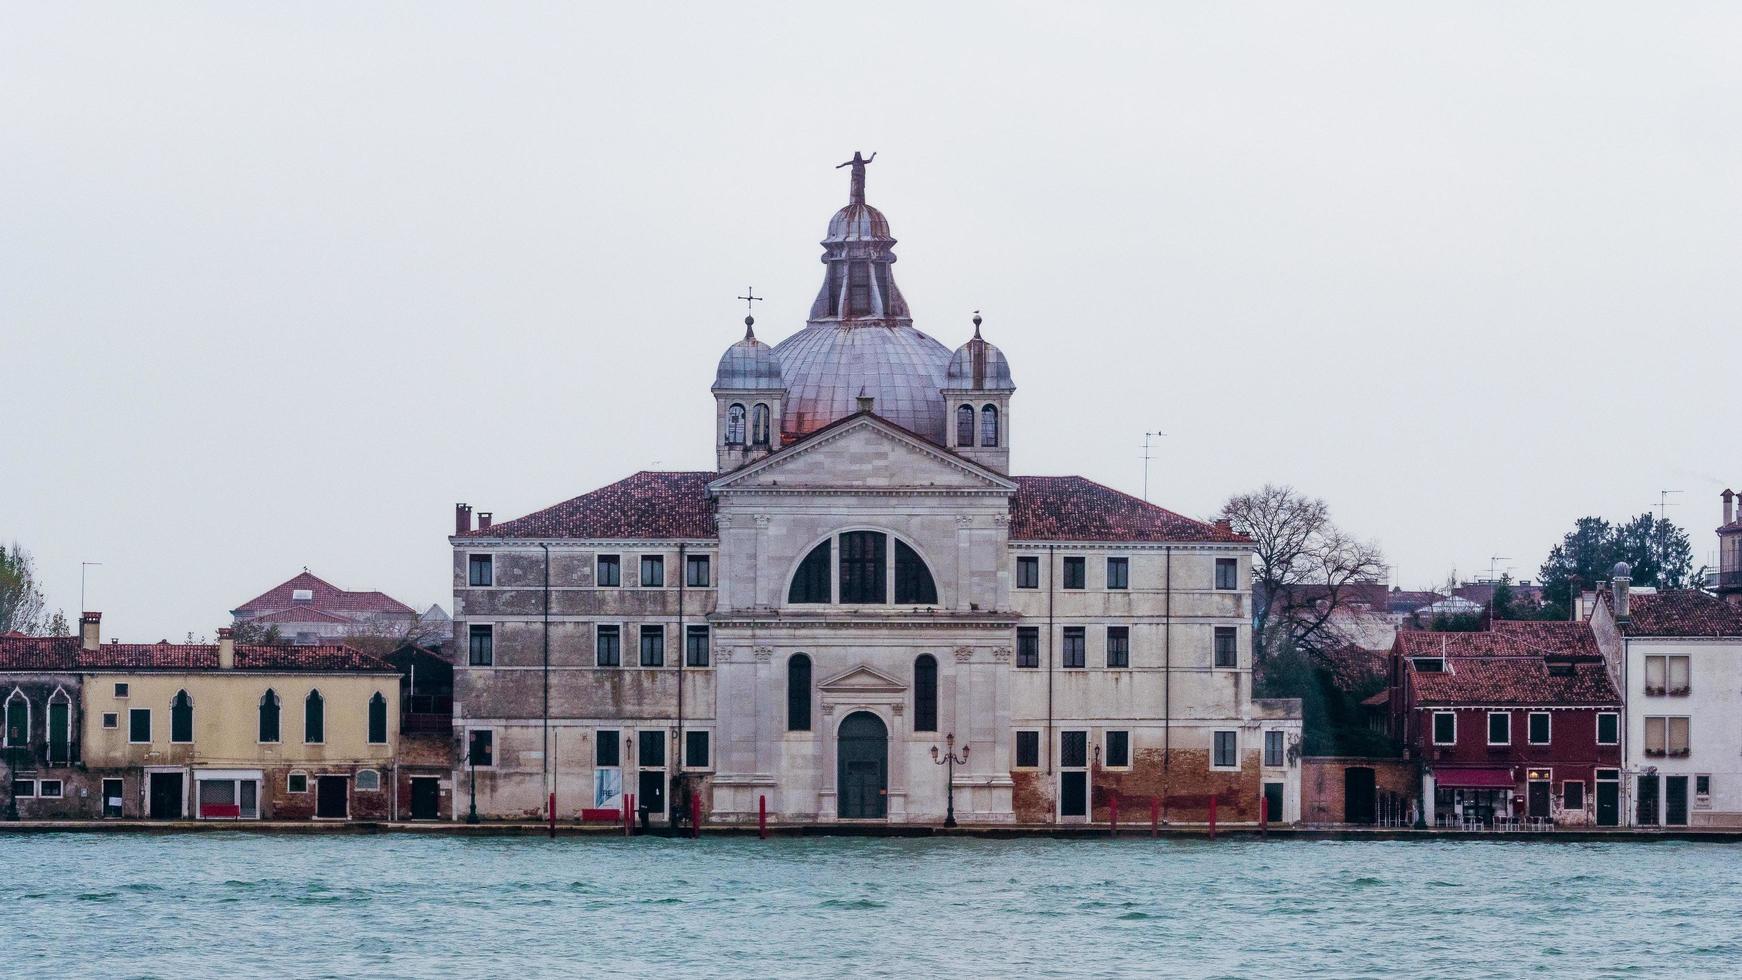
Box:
[2,833,1739,978]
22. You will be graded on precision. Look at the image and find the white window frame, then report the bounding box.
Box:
[1105,555,1130,591]
[682,728,713,771]
[465,726,497,770]
[467,553,494,588]
[114,682,129,699]
[1214,557,1239,591]
[11,778,35,798]
[595,621,624,668]
[37,778,63,799]
[639,554,665,589]
[595,553,622,588]
[102,712,119,729]
[638,624,667,669]
[1103,729,1132,770]
[1431,711,1457,746]
[1561,779,1585,812]
[1014,729,1042,769]
[1486,711,1510,747]
[1210,729,1240,771]
[286,770,309,794]
[1263,729,1285,767]
[3,688,29,748]
[1527,711,1552,746]
[1213,626,1239,669]
[467,623,495,668]
[355,769,382,792]
[1015,555,1041,590]
[46,687,72,764]
[128,707,152,745]
[1596,711,1619,746]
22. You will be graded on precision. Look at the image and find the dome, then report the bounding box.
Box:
[826,203,893,243]
[712,317,784,391]
[773,323,952,442]
[944,316,1015,391]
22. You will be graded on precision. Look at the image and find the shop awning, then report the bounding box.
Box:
[1435,768,1514,789]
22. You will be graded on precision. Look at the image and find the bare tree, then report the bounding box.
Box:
[0,542,49,635]
[1220,485,1386,668]
[341,611,447,658]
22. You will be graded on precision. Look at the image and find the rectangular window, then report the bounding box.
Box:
[1432,712,1456,746]
[468,554,493,587]
[1669,717,1690,756]
[1564,781,1585,811]
[638,730,665,768]
[467,729,494,767]
[685,626,710,667]
[1215,558,1239,590]
[1596,712,1619,745]
[1213,730,1238,768]
[1062,557,1086,590]
[1016,730,1040,768]
[37,779,62,799]
[596,625,621,667]
[685,555,711,588]
[639,625,665,667]
[114,682,129,698]
[1105,626,1130,668]
[288,772,308,793]
[1105,730,1130,768]
[1644,655,1666,694]
[1488,712,1510,746]
[596,730,620,767]
[1214,626,1238,668]
[839,531,887,603]
[1667,655,1690,695]
[1016,627,1040,668]
[1645,716,1666,755]
[1060,730,1088,768]
[1697,775,1711,797]
[1265,730,1284,767]
[12,780,34,798]
[1105,557,1129,590]
[640,555,664,588]
[468,624,493,666]
[685,730,710,769]
[596,554,621,587]
[1062,627,1086,669]
[129,708,151,744]
[1527,712,1551,745]
[1016,556,1039,589]
[102,712,118,729]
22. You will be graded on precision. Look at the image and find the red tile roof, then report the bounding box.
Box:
[1008,476,1247,543]
[1396,623,1619,706]
[1396,622,1601,659]
[1616,591,1742,638]
[462,471,717,540]
[0,636,394,673]
[247,607,358,626]
[232,571,417,620]
[463,470,1246,545]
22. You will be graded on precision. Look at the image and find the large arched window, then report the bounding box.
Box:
[913,654,938,732]
[259,689,281,744]
[47,688,71,764]
[368,692,388,745]
[170,690,194,744]
[787,654,812,732]
[894,540,938,605]
[4,689,28,748]
[305,690,325,745]
[839,531,887,603]
[956,405,976,447]
[751,403,771,446]
[725,403,747,445]
[788,539,831,604]
[980,404,1000,448]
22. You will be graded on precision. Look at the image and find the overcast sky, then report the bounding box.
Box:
[4,3,1739,641]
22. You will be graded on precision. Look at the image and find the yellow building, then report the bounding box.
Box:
[78,624,403,820]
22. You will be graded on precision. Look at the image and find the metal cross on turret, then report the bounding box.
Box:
[737,287,763,338]
[836,151,876,204]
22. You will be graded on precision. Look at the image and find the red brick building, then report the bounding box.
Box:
[1389,621,1623,827]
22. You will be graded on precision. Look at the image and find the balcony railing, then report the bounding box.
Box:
[402,712,454,735]
[1719,569,1742,589]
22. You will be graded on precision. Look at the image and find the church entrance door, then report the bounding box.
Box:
[837,712,888,819]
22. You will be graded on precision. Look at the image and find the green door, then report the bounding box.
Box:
[837,712,887,818]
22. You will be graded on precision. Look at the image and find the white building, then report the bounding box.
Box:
[447,156,1299,826]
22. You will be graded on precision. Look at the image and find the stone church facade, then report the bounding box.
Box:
[448,158,1301,826]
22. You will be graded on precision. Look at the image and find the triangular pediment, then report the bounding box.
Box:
[817,663,907,693]
[709,414,1016,494]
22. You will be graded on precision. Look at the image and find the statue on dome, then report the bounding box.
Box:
[836,151,876,204]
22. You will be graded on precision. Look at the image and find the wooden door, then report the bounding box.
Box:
[410,778,439,820]
[837,712,888,818]
[148,772,182,819]
[316,775,348,819]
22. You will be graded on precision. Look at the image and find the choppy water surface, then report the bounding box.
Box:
[2,833,1739,978]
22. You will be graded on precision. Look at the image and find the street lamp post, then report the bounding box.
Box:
[930,733,970,829]
[465,733,480,825]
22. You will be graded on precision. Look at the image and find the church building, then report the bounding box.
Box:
[449,156,1301,827]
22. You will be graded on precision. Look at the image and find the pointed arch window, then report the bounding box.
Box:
[170,690,194,744]
[980,405,999,448]
[368,692,388,745]
[894,540,938,605]
[788,539,832,604]
[913,654,938,732]
[259,689,281,744]
[751,404,771,446]
[305,690,325,745]
[956,405,976,447]
[47,689,71,764]
[4,689,28,748]
[787,654,812,732]
[725,404,747,445]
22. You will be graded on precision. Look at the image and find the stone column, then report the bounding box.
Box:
[955,516,973,611]
[1421,770,1436,828]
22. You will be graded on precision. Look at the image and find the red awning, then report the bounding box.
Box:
[1435,768,1514,789]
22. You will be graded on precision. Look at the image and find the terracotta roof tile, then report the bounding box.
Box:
[462,471,717,540]
[1618,591,1742,637]
[1008,476,1247,543]
[0,636,394,673]
[232,571,416,619]
[1396,623,1619,706]
[1396,622,1601,659]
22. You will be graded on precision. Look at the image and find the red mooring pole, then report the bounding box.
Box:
[691,791,701,839]
[1151,796,1159,838]
[1208,795,1217,839]
[548,792,556,839]
[758,794,768,839]
[1109,795,1118,836]
[623,794,633,837]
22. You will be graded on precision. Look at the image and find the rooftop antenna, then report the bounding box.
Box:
[1142,430,1167,501]
[1656,489,1683,523]
[1488,556,1510,583]
[80,561,103,614]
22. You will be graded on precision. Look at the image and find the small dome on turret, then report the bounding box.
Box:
[713,316,785,391]
[944,313,1015,391]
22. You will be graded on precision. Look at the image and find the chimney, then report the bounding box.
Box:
[80,611,101,651]
[478,511,493,531]
[856,393,875,414]
[1612,562,1632,622]
[1725,489,1735,526]
[455,503,473,535]
[1567,575,1581,622]
[217,627,236,669]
